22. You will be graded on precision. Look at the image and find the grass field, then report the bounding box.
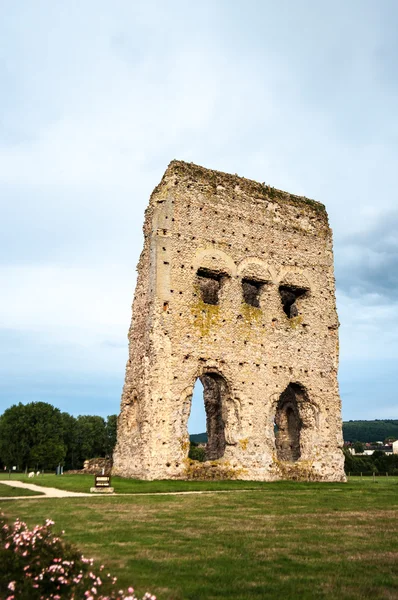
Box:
[0,483,43,497]
[1,477,398,599]
[0,472,273,493]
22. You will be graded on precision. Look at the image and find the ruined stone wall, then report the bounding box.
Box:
[82,458,112,475]
[112,161,345,481]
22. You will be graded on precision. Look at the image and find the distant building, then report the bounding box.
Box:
[393,440,398,455]
[350,445,393,456]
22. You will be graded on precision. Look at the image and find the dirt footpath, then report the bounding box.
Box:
[0,479,91,499]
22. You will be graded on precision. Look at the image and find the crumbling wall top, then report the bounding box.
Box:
[153,160,327,221]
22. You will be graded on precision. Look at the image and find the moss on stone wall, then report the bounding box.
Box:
[239,438,249,451]
[240,302,263,325]
[191,295,221,336]
[289,315,304,329]
[271,454,318,481]
[183,457,247,480]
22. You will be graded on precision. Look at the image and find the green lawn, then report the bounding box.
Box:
[0,483,43,497]
[1,478,398,599]
[0,472,274,494]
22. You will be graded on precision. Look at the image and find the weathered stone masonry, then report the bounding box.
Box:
[112,160,346,481]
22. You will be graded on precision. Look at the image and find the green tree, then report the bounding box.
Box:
[188,442,206,462]
[106,415,117,456]
[61,412,78,470]
[354,441,364,454]
[0,403,30,469]
[372,450,390,474]
[73,415,108,467]
[0,402,65,470]
[24,402,66,470]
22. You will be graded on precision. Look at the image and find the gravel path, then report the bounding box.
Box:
[0,479,256,501]
[0,479,91,499]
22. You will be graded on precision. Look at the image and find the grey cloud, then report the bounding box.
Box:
[0,0,397,421]
[335,210,398,298]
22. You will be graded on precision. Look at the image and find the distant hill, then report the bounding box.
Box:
[190,420,398,445]
[342,420,398,443]
[190,432,208,444]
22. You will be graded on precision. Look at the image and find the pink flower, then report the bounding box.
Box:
[1,514,155,600]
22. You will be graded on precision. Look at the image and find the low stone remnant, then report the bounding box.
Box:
[112,160,345,481]
[83,457,112,474]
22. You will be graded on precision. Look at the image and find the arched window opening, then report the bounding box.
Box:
[197,268,226,305]
[279,285,307,318]
[187,380,207,462]
[274,383,304,462]
[187,372,227,461]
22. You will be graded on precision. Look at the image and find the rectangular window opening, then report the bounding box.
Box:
[197,268,225,305]
[242,278,265,308]
[279,285,307,318]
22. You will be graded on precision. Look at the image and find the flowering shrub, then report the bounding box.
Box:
[0,513,156,600]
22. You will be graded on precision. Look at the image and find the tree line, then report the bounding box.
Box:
[0,402,117,472]
[192,421,398,445]
[2,401,397,474]
[344,449,398,476]
[343,419,398,443]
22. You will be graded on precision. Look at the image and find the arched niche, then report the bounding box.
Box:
[277,269,311,290]
[193,248,236,277]
[237,257,272,281]
[187,371,230,461]
[274,383,309,462]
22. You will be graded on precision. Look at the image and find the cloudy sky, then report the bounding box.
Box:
[0,0,397,429]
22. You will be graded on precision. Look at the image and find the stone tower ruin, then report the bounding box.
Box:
[112,161,345,481]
